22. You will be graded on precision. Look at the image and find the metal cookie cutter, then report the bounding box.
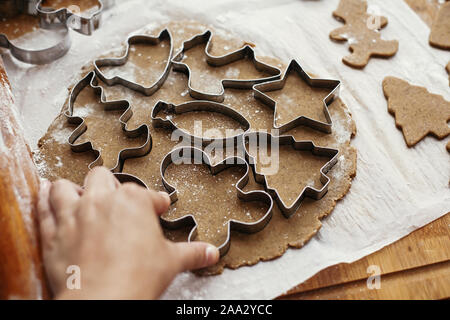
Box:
[94,28,173,96]
[244,131,339,218]
[172,30,282,102]
[35,0,113,36]
[253,59,340,134]
[151,100,250,147]
[159,146,273,256]
[0,0,111,64]
[0,24,71,65]
[65,71,151,172]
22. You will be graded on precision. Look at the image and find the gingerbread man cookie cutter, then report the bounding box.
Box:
[94,28,173,96]
[159,146,273,256]
[112,148,273,257]
[253,60,340,134]
[243,131,339,218]
[171,30,282,102]
[65,71,151,172]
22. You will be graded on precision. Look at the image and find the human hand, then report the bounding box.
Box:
[37,167,219,300]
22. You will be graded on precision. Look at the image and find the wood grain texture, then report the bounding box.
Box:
[0,58,48,299]
[282,260,450,300]
[279,213,450,299]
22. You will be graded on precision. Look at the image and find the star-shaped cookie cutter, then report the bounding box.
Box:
[65,71,151,172]
[171,30,282,102]
[94,28,173,96]
[243,131,339,218]
[253,59,340,134]
[159,146,274,256]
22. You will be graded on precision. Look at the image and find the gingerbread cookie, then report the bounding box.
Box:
[330,0,399,68]
[35,21,357,275]
[446,62,450,86]
[382,76,450,148]
[429,1,450,50]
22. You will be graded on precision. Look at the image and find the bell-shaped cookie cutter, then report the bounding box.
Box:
[159,146,273,256]
[172,30,282,102]
[243,131,339,218]
[253,59,340,134]
[94,28,173,96]
[65,71,151,172]
[151,100,250,147]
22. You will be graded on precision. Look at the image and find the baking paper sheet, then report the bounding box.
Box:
[3,0,449,299]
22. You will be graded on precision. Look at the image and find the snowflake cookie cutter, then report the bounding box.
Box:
[151,100,250,147]
[65,71,151,173]
[157,146,274,256]
[94,28,173,96]
[253,60,340,134]
[243,131,339,218]
[171,30,282,103]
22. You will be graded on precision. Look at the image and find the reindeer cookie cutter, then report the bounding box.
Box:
[171,29,282,103]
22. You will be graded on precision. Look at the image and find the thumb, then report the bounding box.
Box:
[172,242,220,272]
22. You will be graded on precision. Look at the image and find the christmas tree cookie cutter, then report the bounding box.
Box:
[171,30,282,102]
[65,71,151,173]
[243,131,339,218]
[253,59,340,134]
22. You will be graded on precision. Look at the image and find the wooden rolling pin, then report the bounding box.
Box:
[0,57,48,299]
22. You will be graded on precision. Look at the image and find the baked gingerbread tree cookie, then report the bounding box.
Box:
[330,0,399,68]
[382,76,450,148]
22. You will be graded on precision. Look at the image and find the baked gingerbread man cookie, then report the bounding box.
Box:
[429,1,450,50]
[330,0,399,68]
[383,76,450,149]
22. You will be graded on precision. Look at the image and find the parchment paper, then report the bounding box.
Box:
[2,0,449,299]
